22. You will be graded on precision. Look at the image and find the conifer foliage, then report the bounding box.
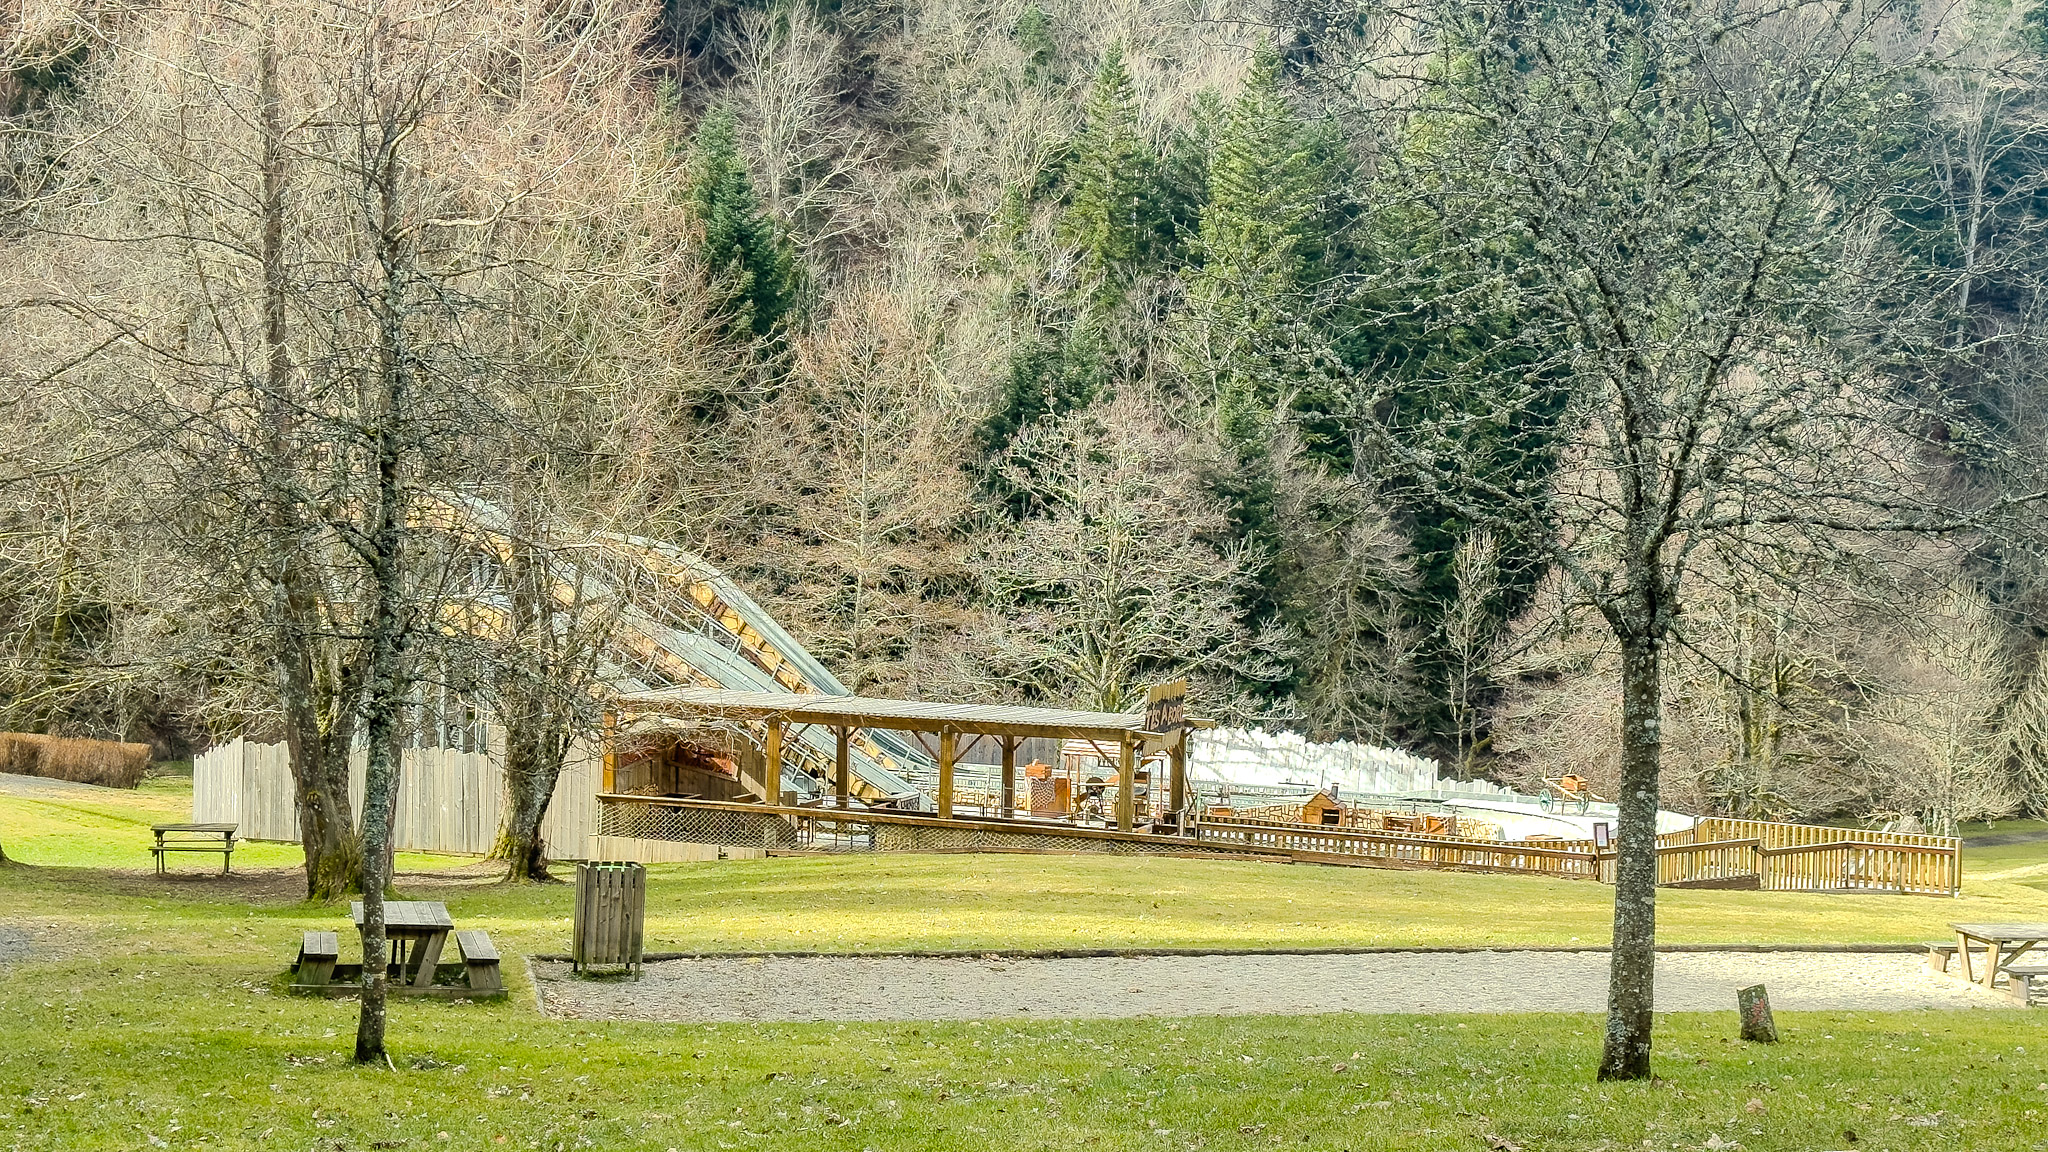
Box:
[690,106,796,343]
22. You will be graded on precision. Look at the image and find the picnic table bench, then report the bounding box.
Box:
[291,904,502,999]
[150,823,237,875]
[1948,922,2048,992]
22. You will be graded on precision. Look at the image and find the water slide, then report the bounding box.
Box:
[439,494,932,807]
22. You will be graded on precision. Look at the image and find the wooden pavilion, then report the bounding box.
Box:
[606,687,1204,831]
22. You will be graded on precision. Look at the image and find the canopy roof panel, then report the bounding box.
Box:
[615,687,1180,742]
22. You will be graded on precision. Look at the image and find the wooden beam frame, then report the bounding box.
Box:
[763,720,784,804]
[1169,740,1187,823]
[937,729,957,819]
[1000,736,1017,818]
[834,725,850,808]
[1116,735,1135,832]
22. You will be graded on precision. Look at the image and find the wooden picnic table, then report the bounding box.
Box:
[351,901,455,988]
[1950,922,2048,988]
[150,823,237,875]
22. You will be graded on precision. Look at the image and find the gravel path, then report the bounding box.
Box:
[532,949,2000,1022]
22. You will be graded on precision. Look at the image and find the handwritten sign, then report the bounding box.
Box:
[1141,680,1187,755]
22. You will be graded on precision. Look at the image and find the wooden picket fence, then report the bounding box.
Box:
[192,737,599,859]
[1200,812,1959,894]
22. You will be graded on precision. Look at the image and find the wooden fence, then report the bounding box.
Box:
[192,738,598,859]
[1192,817,1604,878]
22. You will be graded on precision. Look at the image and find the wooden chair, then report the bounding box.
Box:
[456,929,502,993]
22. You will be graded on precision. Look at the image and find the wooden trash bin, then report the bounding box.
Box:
[573,861,647,974]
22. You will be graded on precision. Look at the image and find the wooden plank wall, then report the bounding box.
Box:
[191,738,599,859]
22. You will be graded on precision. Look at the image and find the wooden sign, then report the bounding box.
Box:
[1141,680,1187,755]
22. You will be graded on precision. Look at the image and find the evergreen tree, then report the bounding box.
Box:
[1060,46,1156,307]
[690,107,796,343]
[1185,46,1328,447]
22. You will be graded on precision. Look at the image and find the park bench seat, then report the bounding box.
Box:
[296,931,340,987]
[2002,960,2048,1007]
[1925,942,1959,975]
[456,929,502,993]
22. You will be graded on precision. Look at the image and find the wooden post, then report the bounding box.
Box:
[600,709,616,794]
[1117,735,1135,832]
[834,726,850,808]
[763,720,784,804]
[1169,739,1187,825]
[1000,737,1017,818]
[1737,984,1778,1042]
[937,729,956,820]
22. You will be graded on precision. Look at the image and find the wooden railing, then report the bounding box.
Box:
[1756,840,1959,896]
[592,795,1959,895]
[1655,839,1760,887]
[1192,818,1603,880]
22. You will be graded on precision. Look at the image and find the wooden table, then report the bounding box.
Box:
[150,823,237,874]
[351,901,455,988]
[1950,923,2048,987]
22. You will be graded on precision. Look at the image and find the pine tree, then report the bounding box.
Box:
[1061,46,1155,305]
[1185,46,1326,446]
[690,107,796,343]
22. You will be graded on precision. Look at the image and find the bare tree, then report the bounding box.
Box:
[973,393,1271,713]
[1336,0,1972,1079]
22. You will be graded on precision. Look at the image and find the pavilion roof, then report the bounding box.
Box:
[613,687,1196,743]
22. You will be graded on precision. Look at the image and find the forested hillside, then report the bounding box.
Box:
[4,0,2047,831]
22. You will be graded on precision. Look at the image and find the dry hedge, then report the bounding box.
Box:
[0,732,150,788]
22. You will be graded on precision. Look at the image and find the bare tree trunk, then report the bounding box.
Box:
[353,97,413,1067]
[280,634,361,899]
[1600,627,1662,1081]
[261,18,362,900]
[493,720,558,883]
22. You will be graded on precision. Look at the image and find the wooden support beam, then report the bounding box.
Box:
[1000,736,1017,818]
[763,720,784,804]
[601,709,616,795]
[1169,740,1187,825]
[835,726,851,808]
[938,729,957,819]
[1117,736,1135,832]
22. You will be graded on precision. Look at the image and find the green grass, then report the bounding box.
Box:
[1,946,2042,1152]
[5,778,2048,1150]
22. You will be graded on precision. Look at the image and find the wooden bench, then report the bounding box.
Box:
[296,931,339,987]
[1926,942,1959,976]
[151,823,237,875]
[2004,961,2048,1007]
[456,929,501,993]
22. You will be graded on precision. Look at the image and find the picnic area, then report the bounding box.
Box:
[3,771,2048,1150]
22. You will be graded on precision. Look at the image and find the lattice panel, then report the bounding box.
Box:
[600,802,787,849]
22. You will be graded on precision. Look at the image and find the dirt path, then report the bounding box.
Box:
[532,949,2000,1022]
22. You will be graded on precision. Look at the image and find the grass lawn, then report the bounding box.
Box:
[3,776,2047,1150]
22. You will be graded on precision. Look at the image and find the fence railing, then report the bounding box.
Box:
[1191,817,1604,878]
[590,795,1961,895]
[1756,840,1959,896]
[1655,839,1761,887]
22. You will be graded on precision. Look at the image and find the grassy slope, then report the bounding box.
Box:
[4,778,2048,1150]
